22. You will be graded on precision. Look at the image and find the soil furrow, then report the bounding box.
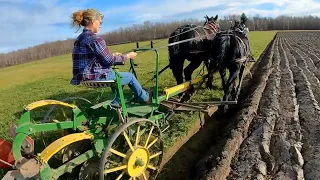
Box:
[185,31,320,180]
[269,37,304,180]
[227,37,281,180]
[191,32,277,180]
[284,38,320,106]
[292,40,320,69]
[286,38,320,80]
[281,33,320,180]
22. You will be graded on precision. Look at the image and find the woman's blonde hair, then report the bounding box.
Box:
[71,8,104,31]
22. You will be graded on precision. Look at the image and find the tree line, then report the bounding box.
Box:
[1,14,320,68]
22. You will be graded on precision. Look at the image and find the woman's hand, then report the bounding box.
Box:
[126,52,137,59]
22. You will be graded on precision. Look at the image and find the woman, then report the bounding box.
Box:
[70,8,151,105]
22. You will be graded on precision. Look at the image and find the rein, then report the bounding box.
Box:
[205,22,218,33]
[128,21,221,86]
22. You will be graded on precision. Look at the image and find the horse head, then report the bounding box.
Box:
[204,15,209,25]
[204,14,220,31]
[204,15,219,25]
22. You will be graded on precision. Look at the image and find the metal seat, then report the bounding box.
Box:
[81,80,116,88]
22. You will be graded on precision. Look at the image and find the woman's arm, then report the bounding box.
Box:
[90,37,128,66]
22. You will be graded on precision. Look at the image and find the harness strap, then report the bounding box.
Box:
[235,35,249,57]
[193,28,202,38]
[234,35,250,62]
[201,22,218,41]
[207,23,217,32]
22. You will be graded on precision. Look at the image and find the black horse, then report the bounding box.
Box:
[168,15,220,96]
[207,29,252,113]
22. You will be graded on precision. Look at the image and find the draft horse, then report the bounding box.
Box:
[168,15,220,99]
[208,29,252,113]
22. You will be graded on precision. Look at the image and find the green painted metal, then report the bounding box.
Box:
[40,150,95,180]
[54,150,95,178]
[126,103,154,117]
[114,69,128,118]
[6,47,205,179]
[12,133,28,162]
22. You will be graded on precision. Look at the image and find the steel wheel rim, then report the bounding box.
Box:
[99,118,164,180]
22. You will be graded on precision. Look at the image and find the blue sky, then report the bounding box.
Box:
[1,0,320,53]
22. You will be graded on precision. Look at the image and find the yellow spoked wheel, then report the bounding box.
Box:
[99,118,164,180]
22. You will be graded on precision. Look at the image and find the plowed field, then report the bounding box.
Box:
[159,31,320,180]
[193,31,320,180]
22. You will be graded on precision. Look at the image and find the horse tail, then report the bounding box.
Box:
[230,35,247,63]
[210,34,231,70]
[168,27,183,68]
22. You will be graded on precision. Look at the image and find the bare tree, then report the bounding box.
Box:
[1,14,320,68]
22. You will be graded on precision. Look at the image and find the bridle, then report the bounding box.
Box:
[204,21,219,34]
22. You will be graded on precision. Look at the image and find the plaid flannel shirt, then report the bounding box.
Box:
[70,29,128,85]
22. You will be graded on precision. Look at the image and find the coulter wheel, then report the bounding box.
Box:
[99,118,164,180]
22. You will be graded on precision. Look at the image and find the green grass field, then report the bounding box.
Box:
[0,31,277,151]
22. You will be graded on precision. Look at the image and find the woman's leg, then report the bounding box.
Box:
[118,72,149,102]
[102,70,149,105]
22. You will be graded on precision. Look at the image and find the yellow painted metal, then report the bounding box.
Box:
[147,164,156,170]
[123,131,134,151]
[103,122,161,179]
[25,100,76,111]
[110,148,126,158]
[38,132,93,163]
[142,172,147,180]
[163,75,206,100]
[116,171,125,180]
[126,148,150,177]
[135,125,140,146]
[146,137,158,149]
[150,151,162,159]
[144,126,154,148]
[104,165,127,174]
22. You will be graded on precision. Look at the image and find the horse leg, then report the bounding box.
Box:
[219,67,227,92]
[233,63,245,100]
[226,66,240,100]
[184,59,203,81]
[219,65,239,114]
[170,55,184,85]
[184,59,203,94]
[203,58,213,89]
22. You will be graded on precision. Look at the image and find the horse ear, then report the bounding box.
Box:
[214,14,218,20]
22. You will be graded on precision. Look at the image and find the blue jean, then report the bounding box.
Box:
[102,70,149,105]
